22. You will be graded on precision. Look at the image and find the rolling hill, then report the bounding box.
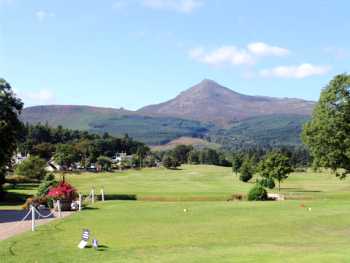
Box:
[20,106,211,145]
[20,79,315,147]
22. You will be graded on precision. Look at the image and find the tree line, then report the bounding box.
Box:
[16,123,150,169]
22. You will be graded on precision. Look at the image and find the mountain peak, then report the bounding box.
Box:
[138,79,315,126]
[199,79,218,85]
[183,79,241,100]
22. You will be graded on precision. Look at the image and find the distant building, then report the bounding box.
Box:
[112,153,133,163]
[112,153,133,167]
[46,159,62,172]
[13,153,29,165]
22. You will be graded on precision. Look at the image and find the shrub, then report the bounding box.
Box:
[239,159,254,182]
[248,185,268,201]
[22,196,51,210]
[15,156,47,180]
[36,174,58,197]
[240,172,252,182]
[162,154,180,169]
[227,193,244,201]
[47,181,77,201]
[258,177,275,189]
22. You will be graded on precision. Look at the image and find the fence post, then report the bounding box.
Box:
[57,199,61,218]
[79,193,82,211]
[31,205,35,232]
[101,188,105,202]
[91,188,95,204]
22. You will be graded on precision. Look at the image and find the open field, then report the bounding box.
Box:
[2,165,350,262]
[65,165,350,201]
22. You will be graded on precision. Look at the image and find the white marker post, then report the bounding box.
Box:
[79,193,82,211]
[31,205,35,232]
[91,188,95,204]
[101,188,105,202]
[57,200,62,218]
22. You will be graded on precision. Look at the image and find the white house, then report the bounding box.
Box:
[112,153,133,165]
[13,153,29,165]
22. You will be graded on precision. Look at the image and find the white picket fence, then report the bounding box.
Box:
[11,187,106,232]
[82,188,105,207]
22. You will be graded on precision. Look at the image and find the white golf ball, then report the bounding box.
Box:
[308,208,312,211]
[184,209,187,212]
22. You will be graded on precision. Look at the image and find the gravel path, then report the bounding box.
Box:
[0,210,74,241]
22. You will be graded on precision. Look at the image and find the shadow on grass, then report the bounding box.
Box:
[103,194,137,201]
[8,241,17,256]
[83,207,100,210]
[84,244,109,251]
[282,188,322,193]
[101,194,227,202]
[0,191,32,206]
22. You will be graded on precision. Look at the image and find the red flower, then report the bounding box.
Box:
[48,181,77,201]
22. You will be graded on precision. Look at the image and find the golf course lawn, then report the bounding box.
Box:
[1,165,350,262]
[65,165,350,201]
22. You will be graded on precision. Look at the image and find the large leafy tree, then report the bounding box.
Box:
[239,157,254,182]
[232,153,243,175]
[15,156,47,180]
[97,156,112,171]
[257,151,293,192]
[136,144,150,168]
[173,145,193,164]
[0,79,23,196]
[302,74,350,178]
[53,144,79,169]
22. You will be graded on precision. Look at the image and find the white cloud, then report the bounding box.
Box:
[35,10,55,22]
[189,46,255,66]
[189,42,291,67]
[260,64,331,79]
[142,0,202,13]
[247,42,290,57]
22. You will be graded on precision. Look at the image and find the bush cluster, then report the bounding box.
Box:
[247,185,268,201]
[258,177,275,189]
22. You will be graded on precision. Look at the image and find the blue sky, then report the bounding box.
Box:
[1,0,349,109]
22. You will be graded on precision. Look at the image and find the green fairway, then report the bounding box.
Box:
[65,165,350,201]
[66,165,251,201]
[2,200,350,262]
[2,165,350,262]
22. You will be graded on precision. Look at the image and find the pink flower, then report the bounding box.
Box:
[48,181,77,200]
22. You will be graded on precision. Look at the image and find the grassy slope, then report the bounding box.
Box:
[2,165,350,262]
[65,165,350,201]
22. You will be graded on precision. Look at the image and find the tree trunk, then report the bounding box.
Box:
[278,180,281,193]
